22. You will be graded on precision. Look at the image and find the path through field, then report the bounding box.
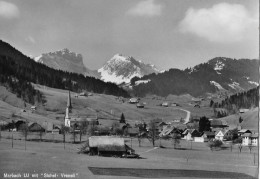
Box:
[178,108,191,124]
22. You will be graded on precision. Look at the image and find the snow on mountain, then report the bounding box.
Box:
[210,81,225,90]
[98,54,160,84]
[135,79,151,85]
[248,81,259,86]
[34,49,99,78]
[34,55,42,62]
[214,60,225,71]
[228,82,244,90]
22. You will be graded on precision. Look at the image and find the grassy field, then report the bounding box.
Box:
[0,135,258,179]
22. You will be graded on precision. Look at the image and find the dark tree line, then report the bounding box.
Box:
[0,40,130,105]
[211,87,259,114]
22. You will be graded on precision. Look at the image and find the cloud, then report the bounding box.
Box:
[179,3,258,43]
[127,0,163,17]
[0,1,19,19]
[25,36,36,44]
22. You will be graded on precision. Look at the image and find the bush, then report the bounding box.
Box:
[208,139,223,151]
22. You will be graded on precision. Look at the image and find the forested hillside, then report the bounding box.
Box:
[212,86,259,114]
[0,40,129,105]
[132,57,258,97]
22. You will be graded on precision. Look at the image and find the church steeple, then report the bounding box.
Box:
[67,90,72,110]
[65,90,72,127]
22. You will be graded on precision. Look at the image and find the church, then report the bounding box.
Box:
[64,91,98,128]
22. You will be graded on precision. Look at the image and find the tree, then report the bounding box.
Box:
[198,116,211,133]
[239,116,243,123]
[20,123,29,151]
[38,129,45,142]
[172,133,181,149]
[147,120,158,147]
[208,139,223,151]
[238,143,243,153]
[111,121,123,136]
[248,144,254,153]
[60,125,70,149]
[210,100,214,107]
[120,113,126,123]
[79,120,88,143]
[71,123,79,143]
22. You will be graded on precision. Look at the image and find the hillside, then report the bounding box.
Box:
[219,108,258,132]
[213,86,259,114]
[0,40,129,101]
[132,57,259,97]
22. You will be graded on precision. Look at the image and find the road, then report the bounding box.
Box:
[178,109,191,124]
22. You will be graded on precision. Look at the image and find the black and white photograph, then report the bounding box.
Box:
[0,0,259,178]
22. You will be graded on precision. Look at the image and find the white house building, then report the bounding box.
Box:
[215,130,227,141]
[242,133,258,146]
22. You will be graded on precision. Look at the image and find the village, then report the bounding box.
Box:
[0,89,258,155]
[0,84,258,179]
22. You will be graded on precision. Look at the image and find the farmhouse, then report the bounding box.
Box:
[28,122,45,132]
[129,98,139,104]
[127,127,139,137]
[238,129,252,136]
[136,102,144,108]
[162,102,169,107]
[215,130,227,141]
[242,133,258,146]
[183,129,201,141]
[88,136,135,157]
[239,108,249,113]
[203,131,215,142]
[31,106,37,111]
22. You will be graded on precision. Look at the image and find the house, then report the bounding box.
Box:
[31,106,36,111]
[215,130,227,141]
[28,122,45,132]
[250,134,258,146]
[194,136,204,142]
[242,133,251,146]
[183,129,201,141]
[238,129,252,136]
[223,129,238,141]
[127,127,139,137]
[194,104,200,108]
[171,103,179,107]
[159,125,175,137]
[88,136,135,157]
[203,131,215,142]
[129,98,139,104]
[162,102,169,107]
[239,108,249,113]
[158,122,167,132]
[79,92,87,96]
[136,102,144,108]
[210,119,229,130]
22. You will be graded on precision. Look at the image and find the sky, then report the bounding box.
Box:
[0,0,258,70]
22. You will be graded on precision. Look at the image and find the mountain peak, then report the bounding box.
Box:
[33,49,99,78]
[98,54,160,84]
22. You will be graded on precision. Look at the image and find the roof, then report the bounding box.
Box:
[176,124,187,131]
[239,109,249,113]
[128,128,139,134]
[158,122,167,127]
[98,144,125,152]
[238,129,251,133]
[159,125,175,137]
[203,131,215,136]
[241,133,251,137]
[211,119,223,126]
[251,134,259,138]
